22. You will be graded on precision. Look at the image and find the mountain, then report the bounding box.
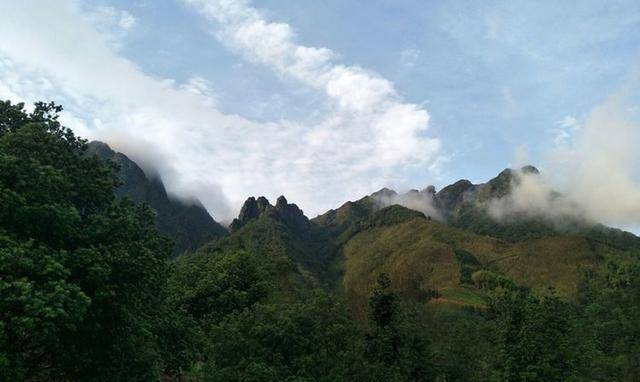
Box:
[99,154,637,316]
[208,195,332,271]
[309,166,640,317]
[86,141,226,256]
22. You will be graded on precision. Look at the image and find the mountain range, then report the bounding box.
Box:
[89,142,640,315]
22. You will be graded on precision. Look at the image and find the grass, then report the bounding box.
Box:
[337,216,634,318]
[435,286,487,307]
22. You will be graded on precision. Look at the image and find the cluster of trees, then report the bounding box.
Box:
[1,101,639,381]
[0,101,172,380]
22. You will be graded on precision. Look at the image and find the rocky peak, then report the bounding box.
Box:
[275,195,288,211]
[256,196,270,212]
[478,168,516,200]
[371,187,398,199]
[424,185,437,196]
[230,195,309,232]
[230,196,265,232]
[240,196,259,218]
[275,195,309,230]
[435,179,476,216]
[478,165,540,202]
[86,140,115,158]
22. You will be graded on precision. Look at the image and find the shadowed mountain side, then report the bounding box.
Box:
[202,195,336,286]
[87,141,226,256]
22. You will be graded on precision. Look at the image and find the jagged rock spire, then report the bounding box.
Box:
[229,195,309,232]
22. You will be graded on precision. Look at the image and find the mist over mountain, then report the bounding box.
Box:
[86,141,226,255]
[88,135,640,251]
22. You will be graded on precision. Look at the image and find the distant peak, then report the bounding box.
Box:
[87,140,111,150]
[371,187,398,199]
[256,196,270,210]
[521,165,540,174]
[423,185,437,195]
[276,195,288,208]
[497,168,514,178]
[86,140,116,158]
[230,194,309,232]
[230,196,265,232]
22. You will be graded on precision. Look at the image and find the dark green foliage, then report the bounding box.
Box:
[0,238,90,381]
[451,203,560,242]
[487,288,584,382]
[454,249,481,284]
[369,273,397,328]
[160,250,280,378]
[577,259,640,380]
[472,270,517,291]
[311,196,378,238]
[169,250,276,323]
[586,224,640,251]
[0,101,171,381]
[203,293,364,382]
[365,274,434,381]
[428,308,492,382]
[339,204,425,244]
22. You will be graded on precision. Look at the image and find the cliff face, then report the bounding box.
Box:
[86,141,226,256]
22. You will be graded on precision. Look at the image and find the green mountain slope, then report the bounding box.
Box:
[311,167,640,317]
[198,195,336,294]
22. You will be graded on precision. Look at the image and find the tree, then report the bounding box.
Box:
[203,292,364,382]
[488,287,583,382]
[0,100,171,381]
[577,260,640,381]
[365,273,433,381]
[169,250,275,324]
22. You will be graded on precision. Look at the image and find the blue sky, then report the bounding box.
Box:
[0,0,639,226]
[109,0,640,182]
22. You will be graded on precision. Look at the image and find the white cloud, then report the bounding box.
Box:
[180,76,218,107]
[0,0,441,221]
[118,10,137,30]
[487,169,585,225]
[552,114,581,146]
[184,0,439,169]
[86,5,136,48]
[547,90,640,227]
[494,87,640,229]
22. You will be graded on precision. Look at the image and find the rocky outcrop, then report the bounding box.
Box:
[230,195,310,233]
[275,195,310,232]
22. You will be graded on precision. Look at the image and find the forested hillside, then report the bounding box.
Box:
[1,100,639,381]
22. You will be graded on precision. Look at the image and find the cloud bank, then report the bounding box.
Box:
[547,87,640,228]
[0,1,441,221]
[486,169,586,225]
[371,187,442,220]
[489,84,640,230]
